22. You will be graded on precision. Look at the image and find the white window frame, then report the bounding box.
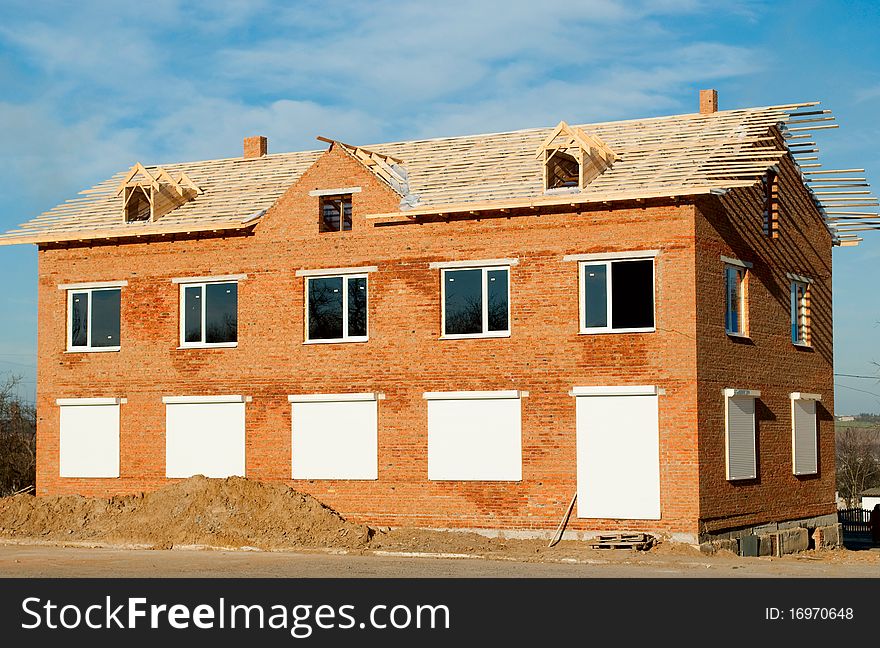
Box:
[578,257,656,334]
[424,390,525,481]
[790,392,820,476]
[790,279,810,347]
[288,392,382,480]
[178,280,239,349]
[723,388,760,481]
[724,263,747,336]
[440,265,511,339]
[304,273,369,344]
[66,287,122,353]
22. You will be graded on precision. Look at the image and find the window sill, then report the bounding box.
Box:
[725,331,751,340]
[439,332,511,340]
[792,342,813,350]
[303,338,369,345]
[65,347,120,353]
[177,343,238,349]
[579,327,655,335]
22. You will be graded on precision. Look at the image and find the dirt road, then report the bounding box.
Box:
[1,542,878,578]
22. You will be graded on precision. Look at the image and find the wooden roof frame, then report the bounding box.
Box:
[114,162,203,224]
[0,101,872,248]
[317,136,408,196]
[535,121,617,190]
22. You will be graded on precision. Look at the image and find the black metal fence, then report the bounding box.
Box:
[838,508,873,534]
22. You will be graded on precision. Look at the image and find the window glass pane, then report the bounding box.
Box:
[309,277,344,339]
[582,264,608,328]
[184,286,202,343]
[347,276,368,338]
[205,282,238,344]
[70,292,89,347]
[611,260,654,329]
[342,197,352,231]
[725,266,741,333]
[487,269,509,332]
[791,284,798,342]
[321,198,341,232]
[91,289,120,347]
[444,269,483,335]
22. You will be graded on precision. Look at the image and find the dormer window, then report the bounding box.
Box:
[116,163,201,224]
[320,195,353,232]
[536,121,616,192]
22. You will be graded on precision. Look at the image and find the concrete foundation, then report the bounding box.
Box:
[813,523,842,549]
[698,512,837,543]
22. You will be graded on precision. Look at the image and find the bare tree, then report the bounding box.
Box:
[0,374,36,496]
[836,426,880,508]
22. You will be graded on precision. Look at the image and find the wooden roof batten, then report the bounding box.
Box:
[0,99,872,247]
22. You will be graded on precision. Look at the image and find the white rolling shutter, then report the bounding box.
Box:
[574,386,661,520]
[58,400,121,478]
[164,397,246,478]
[725,391,758,480]
[290,394,379,480]
[791,394,819,475]
[425,391,523,481]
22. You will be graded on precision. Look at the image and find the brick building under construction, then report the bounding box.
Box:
[2,89,873,543]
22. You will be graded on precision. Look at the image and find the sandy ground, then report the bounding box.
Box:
[3,477,879,577]
[1,541,878,578]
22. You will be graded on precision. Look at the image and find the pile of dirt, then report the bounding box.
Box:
[0,476,372,550]
[0,477,717,561]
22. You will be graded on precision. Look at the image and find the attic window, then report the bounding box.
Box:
[124,187,152,222]
[320,195,353,232]
[545,150,580,189]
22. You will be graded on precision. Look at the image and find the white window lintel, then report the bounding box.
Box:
[723,388,761,398]
[296,266,377,277]
[162,395,251,404]
[786,273,813,284]
[171,274,247,284]
[58,280,128,290]
[429,258,519,270]
[423,390,527,400]
[288,392,385,403]
[563,250,660,263]
[790,392,822,401]
[56,397,127,406]
[308,187,362,197]
[569,385,659,397]
[721,255,753,269]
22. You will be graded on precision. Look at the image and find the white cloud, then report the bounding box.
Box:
[0,0,765,217]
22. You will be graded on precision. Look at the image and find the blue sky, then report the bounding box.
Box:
[0,0,879,411]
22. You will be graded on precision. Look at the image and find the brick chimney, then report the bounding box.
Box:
[699,89,718,114]
[244,135,268,159]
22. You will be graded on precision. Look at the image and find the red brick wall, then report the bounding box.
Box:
[694,149,835,535]
[36,145,705,536]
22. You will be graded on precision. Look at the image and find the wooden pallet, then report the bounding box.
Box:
[588,533,655,551]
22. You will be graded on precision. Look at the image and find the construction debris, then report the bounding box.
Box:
[587,533,655,551]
